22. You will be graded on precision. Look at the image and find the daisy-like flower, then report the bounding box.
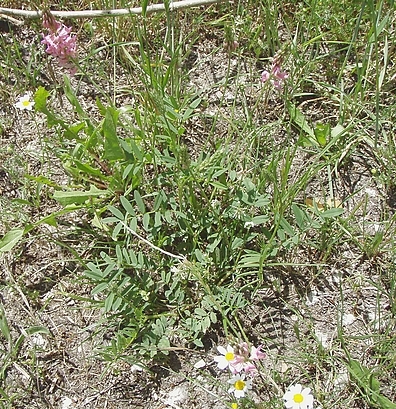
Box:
[228,374,252,398]
[283,384,314,409]
[15,93,35,111]
[214,345,237,370]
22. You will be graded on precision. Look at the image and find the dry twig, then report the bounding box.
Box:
[0,0,223,21]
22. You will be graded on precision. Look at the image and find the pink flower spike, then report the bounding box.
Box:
[42,16,77,75]
[272,80,282,90]
[272,65,288,80]
[229,359,245,374]
[42,13,61,31]
[278,71,288,80]
[261,70,270,82]
[236,342,250,357]
[250,345,266,360]
[243,362,258,376]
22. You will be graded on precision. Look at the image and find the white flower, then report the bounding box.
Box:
[60,396,75,409]
[342,313,356,327]
[283,384,314,409]
[30,333,48,349]
[227,374,252,398]
[15,92,35,111]
[170,265,180,273]
[193,359,206,369]
[130,364,144,372]
[213,345,236,370]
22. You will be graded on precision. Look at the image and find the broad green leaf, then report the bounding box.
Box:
[193,338,204,347]
[112,221,124,240]
[210,181,228,190]
[92,282,110,294]
[194,249,204,262]
[112,296,123,311]
[182,97,201,121]
[25,326,51,336]
[279,216,295,236]
[254,195,270,207]
[25,174,60,187]
[34,87,50,112]
[72,160,104,178]
[143,213,150,231]
[34,87,59,127]
[130,141,144,161]
[292,203,307,230]
[103,107,124,161]
[376,395,396,409]
[0,229,24,253]
[134,190,146,214]
[321,208,344,218]
[251,215,270,225]
[120,196,135,216]
[122,163,134,180]
[314,123,330,147]
[64,122,86,140]
[287,102,315,138]
[194,308,207,317]
[37,213,58,227]
[63,75,85,117]
[210,311,217,324]
[231,237,244,250]
[96,97,107,116]
[207,235,221,253]
[53,185,109,205]
[0,305,11,344]
[348,359,396,409]
[154,212,161,228]
[331,123,346,139]
[153,191,165,211]
[104,292,115,312]
[108,205,124,220]
[85,266,104,281]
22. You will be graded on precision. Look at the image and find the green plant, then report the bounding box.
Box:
[0,304,50,406]
[1,0,396,407]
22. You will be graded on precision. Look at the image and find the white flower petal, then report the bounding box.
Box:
[343,313,356,326]
[283,384,314,409]
[60,396,74,409]
[194,359,206,369]
[130,364,144,372]
[216,345,227,355]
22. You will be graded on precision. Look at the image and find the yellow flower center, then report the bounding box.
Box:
[22,100,30,107]
[234,380,245,391]
[293,393,304,403]
[231,403,238,409]
[225,352,234,361]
